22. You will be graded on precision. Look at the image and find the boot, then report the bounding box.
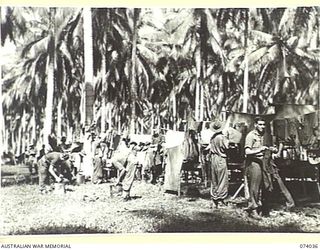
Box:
[250,209,262,220]
[122,190,131,201]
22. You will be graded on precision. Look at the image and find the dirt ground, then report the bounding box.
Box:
[1,164,320,234]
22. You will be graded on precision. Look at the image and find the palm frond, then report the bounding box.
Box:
[250,29,273,44]
[246,46,269,67]
[21,36,49,58]
[294,48,318,61]
[278,8,296,35]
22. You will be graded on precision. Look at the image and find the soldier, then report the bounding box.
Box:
[58,136,70,153]
[26,144,38,175]
[92,137,107,184]
[111,142,140,201]
[209,119,229,208]
[244,117,273,218]
[37,152,70,194]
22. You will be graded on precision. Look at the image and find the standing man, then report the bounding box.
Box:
[92,136,107,184]
[151,143,163,184]
[121,144,141,200]
[37,152,70,193]
[244,117,269,218]
[308,126,320,149]
[209,119,229,208]
[58,136,70,153]
[26,144,38,175]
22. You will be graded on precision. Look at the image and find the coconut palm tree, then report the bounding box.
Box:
[216,7,319,114]
[182,9,227,121]
[245,7,319,111]
[127,8,140,133]
[1,7,43,155]
[56,9,83,139]
[1,6,30,158]
[3,7,83,151]
[214,8,252,113]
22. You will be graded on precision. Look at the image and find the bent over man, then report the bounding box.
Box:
[37,152,70,193]
[111,142,140,201]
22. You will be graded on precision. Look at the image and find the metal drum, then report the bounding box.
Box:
[54,182,66,194]
[76,173,85,185]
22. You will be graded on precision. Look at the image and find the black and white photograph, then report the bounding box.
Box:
[1,6,320,235]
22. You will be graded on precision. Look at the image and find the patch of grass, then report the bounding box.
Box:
[1,168,320,234]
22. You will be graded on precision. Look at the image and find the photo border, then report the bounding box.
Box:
[1,0,319,247]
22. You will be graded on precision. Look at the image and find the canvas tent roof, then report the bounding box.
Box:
[272,104,316,119]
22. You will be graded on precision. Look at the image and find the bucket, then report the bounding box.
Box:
[54,182,66,194]
[77,174,85,185]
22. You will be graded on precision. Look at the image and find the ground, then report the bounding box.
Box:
[1,164,320,235]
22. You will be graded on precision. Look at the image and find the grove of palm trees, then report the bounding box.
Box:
[1,6,320,234]
[1,7,319,156]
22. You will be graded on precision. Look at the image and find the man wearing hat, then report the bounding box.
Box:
[37,152,71,193]
[208,119,229,208]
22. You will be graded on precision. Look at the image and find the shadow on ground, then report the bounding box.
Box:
[129,209,305,232]
[13,226,109,235]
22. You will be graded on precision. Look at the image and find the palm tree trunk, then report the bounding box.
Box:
[172,91,176,130]
[130,9,140,134]
[21,107,26,154]
[4,127,8,154]
[67,121,73,143]
[155,104,160,131]
[200,57,206,121]
[204,84,211,120]
[282,49,289,77]
[83,7,94,127]
[195,83,200,122]
[274,50,286,98]
[200,82,204,121]
[17,124,22,156]
[317,14,320,127]
[117,113,121,134]
[57,98,62,139]
[243,53,249,113]
[43,7,56,149]
[43,46,55,148]
[11,130,15,155]
[106,102,112,129]
[101,54,107,133]
[101,10,111,133]
[221,106,226,121]
[195,53,200,121]
[0,12,4,161]
[255,102,259,115]
[0,71,3,161]
[274,67,281,95]
[80,85,86,131]
[242,9,250,113]
[140,118,144,134]
[32,107,36,144]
